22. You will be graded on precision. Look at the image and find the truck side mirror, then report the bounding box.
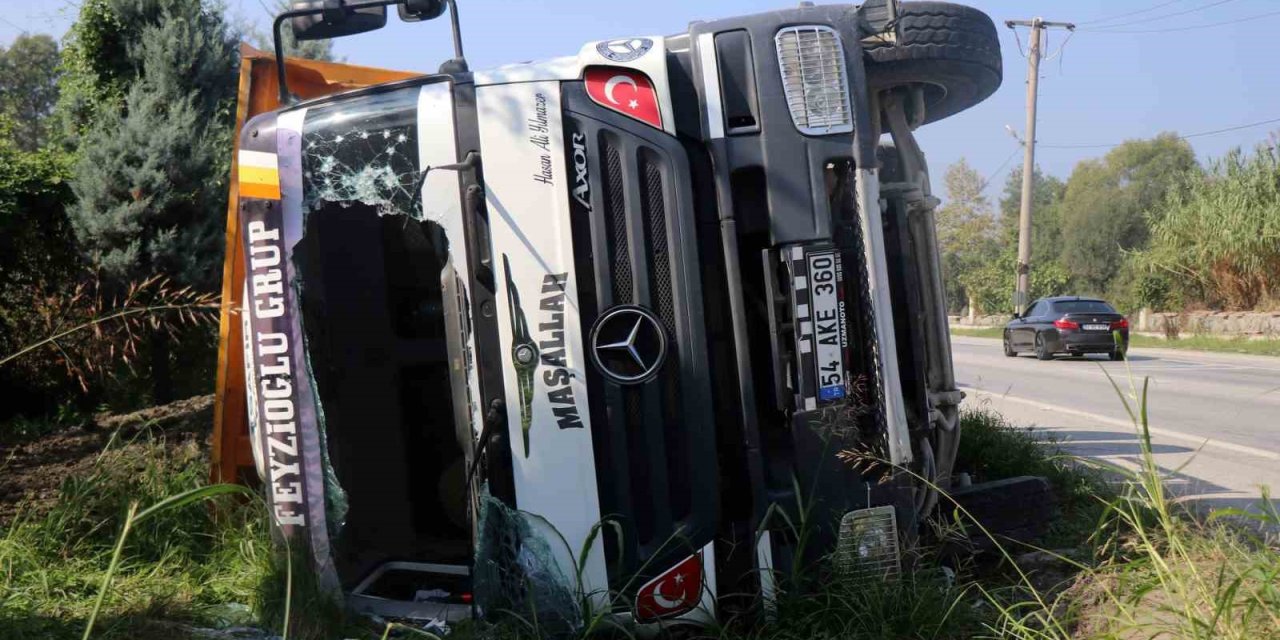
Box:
[289,0,387,41]
[274,0,465,104]
[399,0,447,21]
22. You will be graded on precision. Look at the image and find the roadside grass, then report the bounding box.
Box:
[950,326,1005,340]
[981,373,1280,639]
[2,383,1275,639]
[955,407,1114,549]
[740,568,987,640]
[950,326,1280,357]
[1127,333,1280,357]
[0,433,273,640]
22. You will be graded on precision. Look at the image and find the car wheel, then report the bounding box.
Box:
[1034,333,1053,361]
[865,2,1003,124]
[1003,334,1017,357]
[1109,348,1126,361]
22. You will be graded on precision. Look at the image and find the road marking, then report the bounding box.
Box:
[960,385,1280,462]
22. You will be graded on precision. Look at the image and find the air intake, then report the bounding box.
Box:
[774,25,853,135]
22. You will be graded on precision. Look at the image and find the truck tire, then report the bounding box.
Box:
[866,1,1002,125]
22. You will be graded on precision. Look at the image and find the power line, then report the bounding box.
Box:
[1083,0,1241,30]
[980,146,1022,192]
[0,14,27,33]
[1078,0,1187,26]
[1039,116,1280,149]
[1080,8,1280,33]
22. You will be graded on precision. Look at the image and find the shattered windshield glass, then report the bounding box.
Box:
[302,89,423,218]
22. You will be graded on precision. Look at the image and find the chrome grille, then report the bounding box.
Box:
[775,25,853,135]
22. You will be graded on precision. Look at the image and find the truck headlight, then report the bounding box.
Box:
[836,505,902,579]
[775,25,853,135]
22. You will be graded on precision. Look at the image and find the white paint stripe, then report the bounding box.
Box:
[960,385,1280,462]
[697,33,725,140]
[796,303,809,318]
[238,149,277,168]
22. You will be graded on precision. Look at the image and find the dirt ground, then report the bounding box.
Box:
[0,394,214,525]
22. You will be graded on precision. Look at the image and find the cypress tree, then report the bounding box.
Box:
[63,0,238,401]
[66,0,237,292]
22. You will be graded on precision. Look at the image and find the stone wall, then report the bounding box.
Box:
[1136,310,1280,337]
[949,314,1007,327]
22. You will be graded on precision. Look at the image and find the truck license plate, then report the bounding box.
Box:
[803,250,848,403]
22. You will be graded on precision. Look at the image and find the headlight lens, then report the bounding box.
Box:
[775,25,853,135]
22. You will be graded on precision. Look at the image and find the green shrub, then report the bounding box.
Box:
[955,407,1113,549]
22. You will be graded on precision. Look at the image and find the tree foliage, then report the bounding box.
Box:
[998,165,1065,251]
[942,132,1278,314]
[961,247,1070,317]
[1058,134,1198,295]
[63,0,238,292]
[1128,141,1280,310]
[936,161,1070,315]
[935,158,999,312]
[0,34,62,151]
[0,117,82,415]
[0,118,77,296]
[251,0,338,61]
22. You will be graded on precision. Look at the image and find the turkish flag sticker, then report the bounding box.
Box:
[634,552,703,622]
[585,67,663,129]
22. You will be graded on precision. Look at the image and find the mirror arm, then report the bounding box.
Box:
[445,0,465,63]
[272,0,405,105]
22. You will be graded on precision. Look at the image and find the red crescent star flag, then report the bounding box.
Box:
[633,552,703,622]
[585,67,662,129]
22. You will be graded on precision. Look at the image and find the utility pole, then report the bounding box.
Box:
[1005,18,1073,314]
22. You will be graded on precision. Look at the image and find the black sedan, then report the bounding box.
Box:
[1003,297,1130,361]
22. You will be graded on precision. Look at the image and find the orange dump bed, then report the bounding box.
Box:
[211,45,421,485]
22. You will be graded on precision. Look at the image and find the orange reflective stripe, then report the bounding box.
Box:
[238,158,281,201]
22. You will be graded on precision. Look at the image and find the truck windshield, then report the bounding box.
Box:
[289,86,472,588]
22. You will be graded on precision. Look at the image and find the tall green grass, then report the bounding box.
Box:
[0,435,273,640]
[6,370,1275,639]
[955,407,1114,549]
[1129,142,1280,311]
[980,366,1280,639]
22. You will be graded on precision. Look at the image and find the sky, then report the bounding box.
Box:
[3,0,1278,210]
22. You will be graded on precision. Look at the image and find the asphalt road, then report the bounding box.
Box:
[951,335,1280,514]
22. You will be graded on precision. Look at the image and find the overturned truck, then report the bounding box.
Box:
[215,0,1001,630]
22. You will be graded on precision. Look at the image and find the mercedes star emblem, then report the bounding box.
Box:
[596,37,654,63]
[589,305,668,385]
